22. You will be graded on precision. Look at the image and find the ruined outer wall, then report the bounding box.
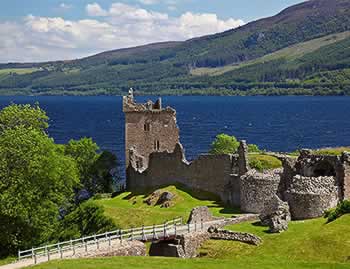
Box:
[341,152,350,200]
[127,143,240,205]
[285,175,340,219]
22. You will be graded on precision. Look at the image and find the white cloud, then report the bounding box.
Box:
[0,2,244,62]
[86,3,108,16]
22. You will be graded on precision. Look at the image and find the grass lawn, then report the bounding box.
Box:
[30,215,350,269]
[0,257,15,266]
[95,185,237,228]
[31,256,350,269]
[200,215,350,263]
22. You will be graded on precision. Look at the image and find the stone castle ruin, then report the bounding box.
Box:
[123,92,350,220]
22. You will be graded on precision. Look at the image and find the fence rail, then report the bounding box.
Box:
[18,217,183,263]
[17,216,232,266]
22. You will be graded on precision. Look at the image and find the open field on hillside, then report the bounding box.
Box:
[96,185,237,228]
[0,68,40,76]
[190,31,350,77]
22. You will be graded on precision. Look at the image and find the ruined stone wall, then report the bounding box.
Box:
[285,175,340,219]
[341,152,350,200]
[127,143,241,206]
[240,169,282,213]
[280,151,344,219]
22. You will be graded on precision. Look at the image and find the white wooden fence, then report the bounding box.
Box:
[17,216,232,266]
[18,218,183,263]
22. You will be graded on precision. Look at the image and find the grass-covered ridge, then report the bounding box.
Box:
[96,185,236,228]
[248,153,282,171]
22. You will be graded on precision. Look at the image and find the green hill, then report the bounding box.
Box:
[95,185,235,228]
[0,0,350,95]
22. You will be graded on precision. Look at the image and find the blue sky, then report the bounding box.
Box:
[0,0,305,62]
[0,0,304,22]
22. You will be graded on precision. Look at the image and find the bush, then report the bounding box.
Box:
[209,134,240,154]
[248,144,261,153]
[324,200,350,223]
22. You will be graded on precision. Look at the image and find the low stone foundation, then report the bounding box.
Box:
[208,228,262,246]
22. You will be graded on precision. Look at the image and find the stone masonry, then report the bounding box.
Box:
[124,94,350,220]
[123,88,180,169]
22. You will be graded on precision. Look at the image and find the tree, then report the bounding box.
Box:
[210,133,261,154]
[57,200,117,241]
[0,126,79,256]
[65,138,99,193]
[209,134,240,154]
[0,103,48,132]
[91,151,119,193]
[65,138,118,194]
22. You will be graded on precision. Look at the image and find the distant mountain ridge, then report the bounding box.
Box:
[0,0,350,96]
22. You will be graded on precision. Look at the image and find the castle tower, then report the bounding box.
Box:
[123,89,180,170]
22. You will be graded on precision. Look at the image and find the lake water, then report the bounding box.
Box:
[1,95,350,170]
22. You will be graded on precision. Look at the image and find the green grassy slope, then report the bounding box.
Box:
[190,31,350,76]
[31,215,350,269]
[96,185,236,228]
[201,215,350,263]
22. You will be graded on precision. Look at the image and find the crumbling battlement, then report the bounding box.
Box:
[124,94,350,220]
[123,89,180,168]
[127,142,249,206]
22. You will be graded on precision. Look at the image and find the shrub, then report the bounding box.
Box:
[324,200,350,223]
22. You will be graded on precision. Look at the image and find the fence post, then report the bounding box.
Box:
[152,224,158,240]
[83,238,87,252]
[187,223,190,233]
[174,222,177,237]
[71,240,75,256]
[58,243,63,259]
[142,225,147,241]
[108,235,111,247]
[94,235,99,249]
[120,230,123,245]
[31,248,36,264]
[45,246,48,261]
[18,250,20,261]
[131,227,134,240]
[47,247,50,261]
[163,222,167,238]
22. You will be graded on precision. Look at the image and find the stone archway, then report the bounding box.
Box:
[312,160,336,177]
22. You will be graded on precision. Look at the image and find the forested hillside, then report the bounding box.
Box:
[0,0,350,95]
